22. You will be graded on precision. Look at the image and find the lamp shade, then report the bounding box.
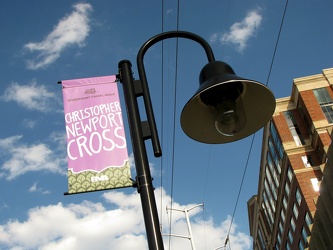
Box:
[180,61,276,144]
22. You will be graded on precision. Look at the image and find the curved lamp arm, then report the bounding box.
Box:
[136,31,216,157]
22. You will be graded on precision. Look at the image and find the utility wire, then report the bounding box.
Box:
[201,2,232,249]
[159,0,165,234]
[265,0,289,87]
[167,0,181,249]
[160,0,176,246]
[225,1,289,248]
[226,134,256,239]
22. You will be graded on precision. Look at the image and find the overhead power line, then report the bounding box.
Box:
[225,1,289,248]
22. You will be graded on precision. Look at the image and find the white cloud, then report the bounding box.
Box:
[0,135,66,180]
[166,9,173,15]
[1,81,57,112]
[49,131,67,152]
[211,8,262,52]
[29,182,50,194]
[209,33,219,43]
[0,188,251,250]
[21,119,37,129]
[24,3,93,70]
[0,203,9,211]
[29,182,38,192]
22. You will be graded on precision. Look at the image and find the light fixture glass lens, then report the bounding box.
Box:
[215,97,246,136]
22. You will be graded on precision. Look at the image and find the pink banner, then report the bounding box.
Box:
[61,75,132,193]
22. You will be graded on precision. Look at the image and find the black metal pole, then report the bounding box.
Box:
[136,31,215,158]
[118,60,164,250]
[118,32,215,249]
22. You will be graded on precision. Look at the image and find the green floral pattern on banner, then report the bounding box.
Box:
[68,161,132,194]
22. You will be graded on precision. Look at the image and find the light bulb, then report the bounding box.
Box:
[215,97,246,136]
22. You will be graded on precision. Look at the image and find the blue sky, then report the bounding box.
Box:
[0,1,332,249]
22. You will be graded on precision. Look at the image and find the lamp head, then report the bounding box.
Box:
[180,61,276,144]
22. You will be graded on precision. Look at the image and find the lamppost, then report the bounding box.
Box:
[118,31,276,250]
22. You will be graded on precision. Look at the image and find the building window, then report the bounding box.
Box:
[296,188,302,205]
[299,240,305,250]
[302,226,308,243]
[268,206,274,226]
[268,138,281,173]
[305,212,312,226]
[283,196,288,210]
[273,169,280,188]
[278,220,284,234]
[261,202,273,232]
[288,229,294,244]
[270,123,284,158]
[301,155,312,167]
[281,209,285,223]
[285,182,290,197]
[287,165,293,182]
[277,232,281,245]
[284,110,305,146]
[275,233,281,250]
[291,217,296,232]
[263,182,274,228]
[286,242,291,250]
[263,189,268,206]
[258,228,265,250]
[311,178,320,191]
[298,102,311,132]
[313,87,333,123]
[267,152,273,168]
[317,145,326,164]
[265,167,277,201]
[293,203,299,219]
[267,152,280,188]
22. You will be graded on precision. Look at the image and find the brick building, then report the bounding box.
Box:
[247,68,333,249]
